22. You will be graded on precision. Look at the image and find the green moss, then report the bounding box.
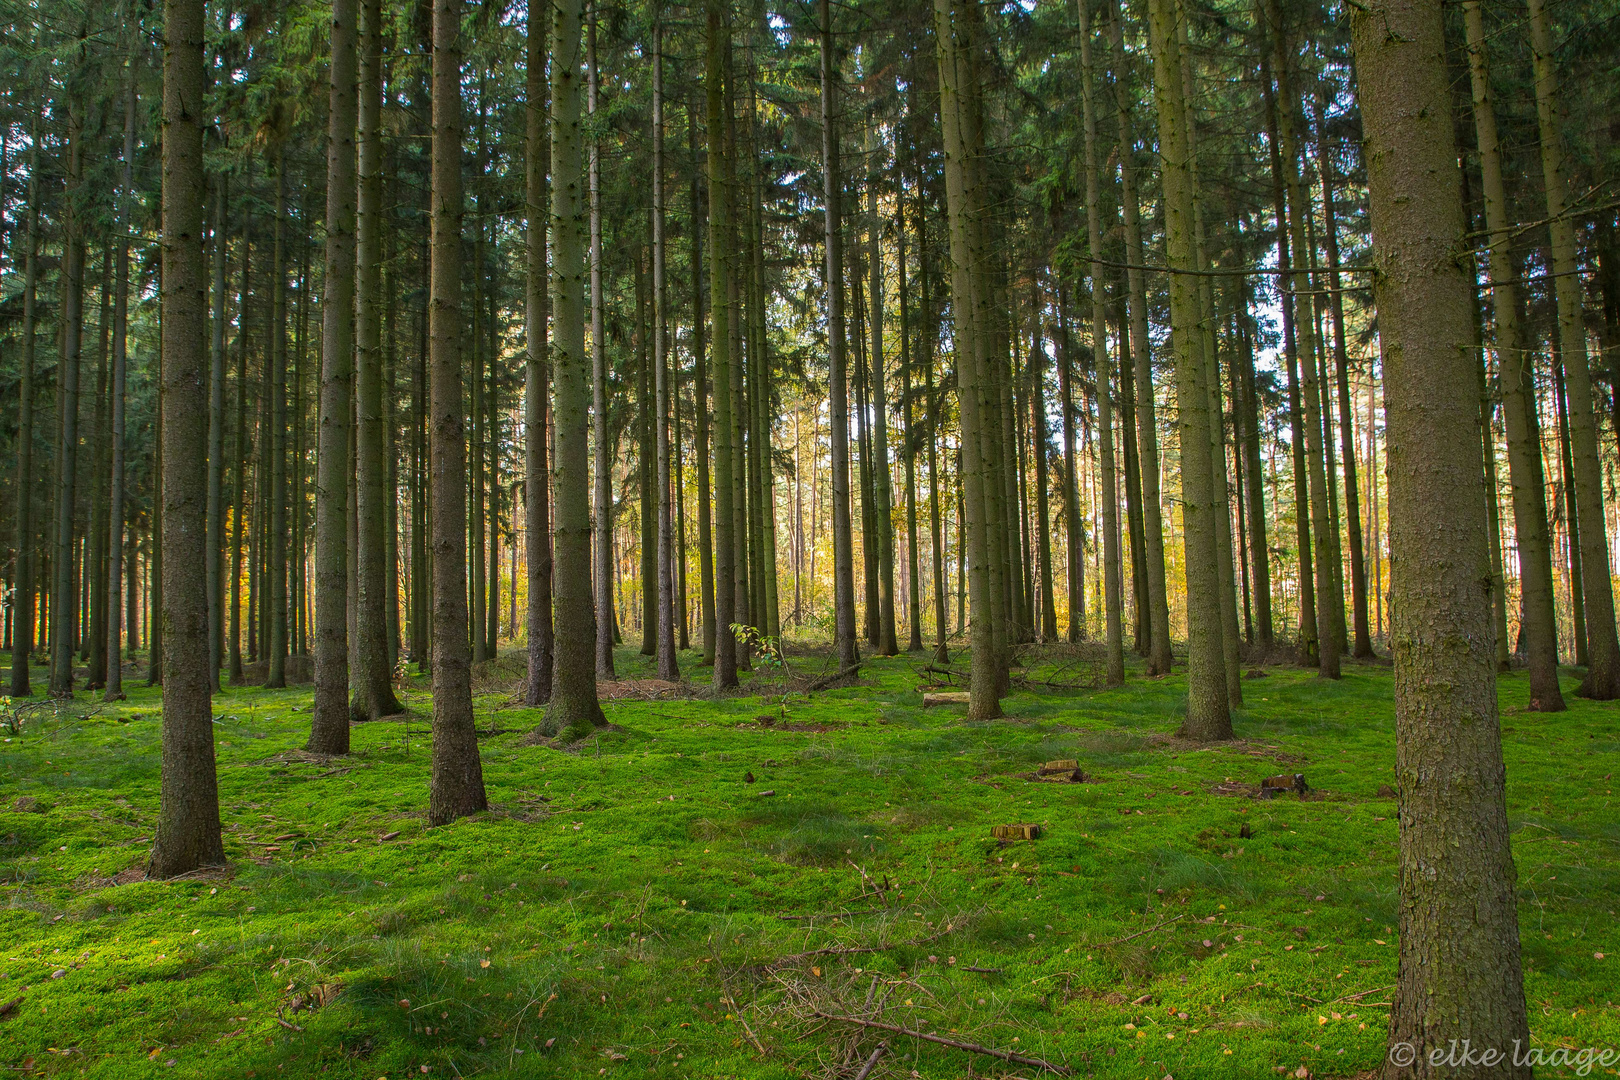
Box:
[1,646,1616,1078]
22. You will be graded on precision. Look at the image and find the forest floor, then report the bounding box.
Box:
[0,639,1616,1079]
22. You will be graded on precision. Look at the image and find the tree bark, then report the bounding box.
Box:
[1236,267,1273,647]
[105,62,132,701]
[1463,0,1565,710]
[50,90,86,698]
[427,0,491,813]
[1264,0,1338,679]
[309,0,357,752]
[544,0,608,736]
[1106,0,1171,675]
[1313,95,1371,660]
[821,0,858,675]
[1079,0,1124,686]
[1528,0,1620,699]
[1350,0,1533,1072]
[870,178,898,657]
[898,166,923,654]
[1257,31,1317,669]
[206,177,227,693]
[11,131,40,699]
[1146,0,1231,737]
[230,210,250,684]
[652,19,678,680]
[935,0,1002,720]
[706,0,740,688]
[1057,294,1083,645]
[583,8,614,680]
[1030,307,1058,644]
[149,0,225,877]
[267,153,289,689]
[689,109,715,666]
[525,0,555,702]
[352,0,403,722]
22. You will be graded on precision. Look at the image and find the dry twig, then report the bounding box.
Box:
[814,1012,1070,1075]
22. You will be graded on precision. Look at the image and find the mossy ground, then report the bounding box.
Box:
[1,642,1616,1079]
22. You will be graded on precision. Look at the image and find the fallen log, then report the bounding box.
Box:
[922,691,970,707]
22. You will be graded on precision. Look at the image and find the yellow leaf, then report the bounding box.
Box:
[811,966,822,978]
[480,959,491,969]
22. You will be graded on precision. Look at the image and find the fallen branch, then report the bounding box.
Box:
[1096,913,1184,948]
[767,924,955,970]
[852,1040,889,1080]
[777,909,884,922]
[814,1012,1070,1075]
[807,664,862,691]
[737,1013,768,1056]
[962,966,1003,974]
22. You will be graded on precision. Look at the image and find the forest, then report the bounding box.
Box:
[0,0,1617,1073]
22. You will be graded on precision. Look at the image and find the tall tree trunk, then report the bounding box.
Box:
[745,73,779,642]
[352,0,403,721]
[855,273,878,647]
[50,93,86,697]
[206,177,227,693]
[708,0,739,688]
[587,7,614,679]
[526,0,555,701]
[638,247,656,655]
[1146,0,1231,737]
[1236,265,1274,646]
[935,0,1002,719]
[1258,32,1317,669]
[652,18,678,680]
[870,177,898,657]
[1031,309,1058,643]
[427,0,492,811]
[1553,353,1586,665]
[411,257,429,666]
[230,210,250,684]
[899,167,923,654]
[309,0,357,752]
[107,69,136,700]
[821,0,858,674]
[1528,0,1620,699]
[10,131,40,699]
[88,256,109,683]
[1116,295,1149,655]
[1264,0,1338,678]
[690,109,715,665]
[544,0,608,735]
[1057,294,1083,644]
[1464,0,1565,710]
[723,63,751,673]
[1079,0,1124,685]
[150,0,225,877]
[1106,0,1171,675]
[1175,13,1242,704]
[1348,0,1531,1071]
[469,143,488,665]
[920,201,949,664]
[266,154,289,689]
[1314,94,1371,659]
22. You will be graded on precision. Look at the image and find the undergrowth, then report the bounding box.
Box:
[0,642,1615,1078]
